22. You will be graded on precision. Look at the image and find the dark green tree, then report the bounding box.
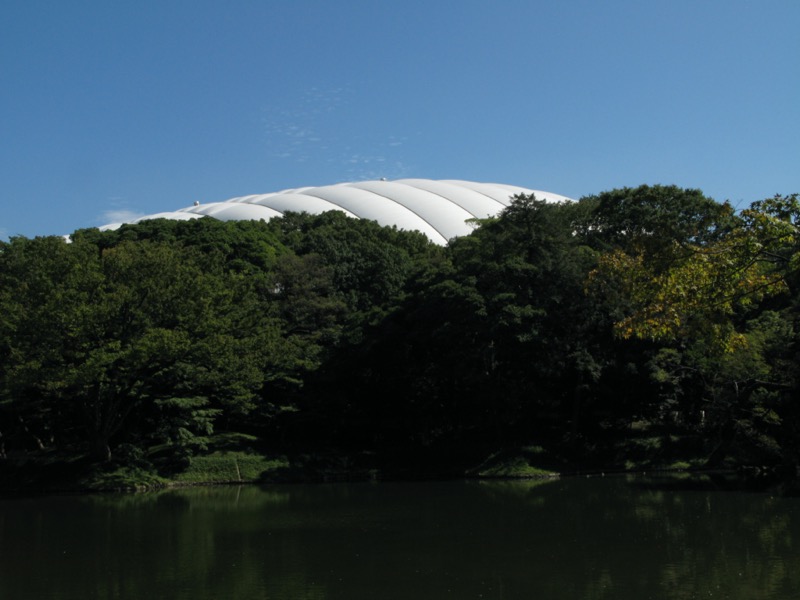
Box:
[0,236,271,462]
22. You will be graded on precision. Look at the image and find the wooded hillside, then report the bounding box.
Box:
[2,186,799,488]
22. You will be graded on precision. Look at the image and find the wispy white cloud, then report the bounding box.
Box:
[261,86,352,163]
[101,209,145,224]
[345,159,412,182]
[96,197,146,226]
[261,87,416,181]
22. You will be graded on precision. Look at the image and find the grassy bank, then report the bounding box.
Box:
[0,426,772,493]
[0,433,385,492]
[0,433,285,492]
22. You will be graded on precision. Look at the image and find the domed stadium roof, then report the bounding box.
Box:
[101,179,572,245]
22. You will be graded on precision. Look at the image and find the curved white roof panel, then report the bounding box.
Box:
[100,179,572,245]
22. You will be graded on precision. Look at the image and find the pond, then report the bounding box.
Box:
[2,475,799,599]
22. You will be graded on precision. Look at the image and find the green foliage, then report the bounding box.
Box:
[468,446,559,478]
[168,436,289,483]
[3,187,800,487]
[271,211,434,311]
[583,186,765,346]
[0,231,271,463]
[581,184,736,258]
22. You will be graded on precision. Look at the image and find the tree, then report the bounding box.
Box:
[452,196,608,449]
[584,187,778,348]
[0,236,269,462]
[585,189,800,468]
[317,195,610,463]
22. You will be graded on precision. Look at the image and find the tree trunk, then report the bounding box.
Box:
[17,415,45,450]
[92,438,112,462]
[705,418,735,468]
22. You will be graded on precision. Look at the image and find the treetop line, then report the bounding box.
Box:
[1,185,799,488]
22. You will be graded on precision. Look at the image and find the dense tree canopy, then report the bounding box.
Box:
[1,188,799,483]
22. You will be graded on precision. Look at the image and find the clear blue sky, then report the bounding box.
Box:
[2,0,798,239]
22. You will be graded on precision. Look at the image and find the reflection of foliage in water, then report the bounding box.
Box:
[73,485,327,599]
[599,475,800,600]
[2,478,800,600]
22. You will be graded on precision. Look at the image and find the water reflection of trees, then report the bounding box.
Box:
[2,479,799,599]
[458,475,800,600]
[567,475,800,600]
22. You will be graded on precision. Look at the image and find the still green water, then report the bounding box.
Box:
[2,476,799,599]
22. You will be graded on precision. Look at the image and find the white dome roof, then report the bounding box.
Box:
[101,179,572,245]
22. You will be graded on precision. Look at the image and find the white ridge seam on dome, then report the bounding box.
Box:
[298,187,448,244]
[345,184,451,244]
[442,180,518,207]
[396,180,499,219]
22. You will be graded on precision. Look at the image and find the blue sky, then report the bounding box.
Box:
[1,0,798,239]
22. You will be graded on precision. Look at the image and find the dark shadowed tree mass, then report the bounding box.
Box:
[1,188,799,487]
